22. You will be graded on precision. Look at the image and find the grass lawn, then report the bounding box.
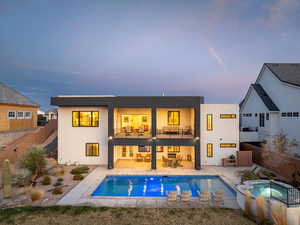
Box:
[0,206,256,225]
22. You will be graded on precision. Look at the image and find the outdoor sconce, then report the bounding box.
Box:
[152,137,157,140]
[108,136,113,140]
[195,137,200,140]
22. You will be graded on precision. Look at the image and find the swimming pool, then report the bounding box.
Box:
[91,175,236,197]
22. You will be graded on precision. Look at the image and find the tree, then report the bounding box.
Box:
[19,146,46,185]
[267,132,298,154]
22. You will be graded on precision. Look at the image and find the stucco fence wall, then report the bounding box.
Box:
[0,120,57,164]
[0,128,38,147]
[240,142,300,182]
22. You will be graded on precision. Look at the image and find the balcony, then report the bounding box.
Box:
[156,108,194,139]
[114,108,151,138]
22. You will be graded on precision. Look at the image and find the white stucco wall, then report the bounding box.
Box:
[258,67,300,145]
[200,104,239,165]
[57,107,108,165]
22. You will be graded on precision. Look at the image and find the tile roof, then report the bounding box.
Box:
[0,82,39,107]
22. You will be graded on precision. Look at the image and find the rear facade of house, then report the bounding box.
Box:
[51,96,239,169]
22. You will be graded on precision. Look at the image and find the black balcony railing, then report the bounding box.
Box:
[270,181,300,207]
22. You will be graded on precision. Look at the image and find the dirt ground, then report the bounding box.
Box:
[0,206,257,225]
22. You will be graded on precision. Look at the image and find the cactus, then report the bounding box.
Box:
[2,159,12,198]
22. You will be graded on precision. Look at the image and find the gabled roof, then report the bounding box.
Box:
[251,84,279,111]
[240,84,279,112]
[0,82,39,107]
[265,63,300,87]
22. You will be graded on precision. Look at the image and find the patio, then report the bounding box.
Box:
[56,166,253,208]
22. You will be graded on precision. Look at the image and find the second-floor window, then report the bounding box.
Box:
[168,111,180,125]
[72,111,99,127]
[207,114,213,131]
[207,143,213,157]
[220,114,236,119]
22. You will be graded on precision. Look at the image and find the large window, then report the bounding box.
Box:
[207,143,213,157]
[207,114,213,131]
[17,111,24,119]
[72,111,99,127]
[220,114,236,119]
[220,143,236,148]
[25,111,32,119]
[168,111,180,125]
[86,143,99,156]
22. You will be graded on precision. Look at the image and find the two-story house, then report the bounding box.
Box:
[51,95,239,169]
[240,63,300,155]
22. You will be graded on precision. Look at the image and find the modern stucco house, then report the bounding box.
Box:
[0,82,39,132]
[240,63,300,155]
[51,95,239,169]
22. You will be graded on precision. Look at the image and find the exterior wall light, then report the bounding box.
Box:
[195,137,200,140]
[108,136,113,140]
[152,137,157,140]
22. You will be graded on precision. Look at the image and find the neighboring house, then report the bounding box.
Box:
[0,82,39,132]
[51,95,239,169]
[45,108,57,121]
[240,63,300,154]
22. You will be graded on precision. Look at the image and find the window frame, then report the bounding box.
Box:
[207,143,213,157]
[220,143,237,148]
[259,113,265,127]
[293,112,299,117]
[86,143,99,157]
[207,114,213,131]
[167,111,180,125]
[220,114,236,119]
[24,111,32,119]
[72,111,99,127]
[7,111,16,120]
[16,111,24,119]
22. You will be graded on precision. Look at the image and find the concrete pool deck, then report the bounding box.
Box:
[57,165,254,208]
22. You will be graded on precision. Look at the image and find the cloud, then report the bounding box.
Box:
[208,47,227,73]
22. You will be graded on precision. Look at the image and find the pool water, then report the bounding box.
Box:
[248,183,287,199]
[91,175,236,197]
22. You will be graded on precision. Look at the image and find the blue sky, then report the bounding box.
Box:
[1,0,300,109]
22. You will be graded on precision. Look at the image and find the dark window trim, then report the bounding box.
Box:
[72,111,99,127]
[293,112,299,117]
[207,114,213,131]
[207,143,213,157]
[266,113,269,120]
[167,111,180,125]
[282,112,286,117]
[86,143,99,156]
[259,113,265,127]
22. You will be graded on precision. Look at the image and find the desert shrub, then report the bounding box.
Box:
[73,174,84,181]
[239,170,259,183]
[18,146,46,177]
[57,177,64,182]
[27,188,43,201]
[271,202,287,225]
[52,187,63,195]
[70,166,89,175]
[14,169,31,187]
[41,176,51,185]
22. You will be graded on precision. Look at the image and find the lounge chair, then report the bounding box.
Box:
[213,190,224,206]
[197,190,211,204]
[181,190,192,201]
[167,190,178,201]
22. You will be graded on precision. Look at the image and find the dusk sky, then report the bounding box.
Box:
[1,0,300,110]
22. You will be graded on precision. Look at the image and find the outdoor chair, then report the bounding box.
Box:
[213,190,224,206]
[167,190,178,201]
[181,190,192,201]
[197,190,211,204]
